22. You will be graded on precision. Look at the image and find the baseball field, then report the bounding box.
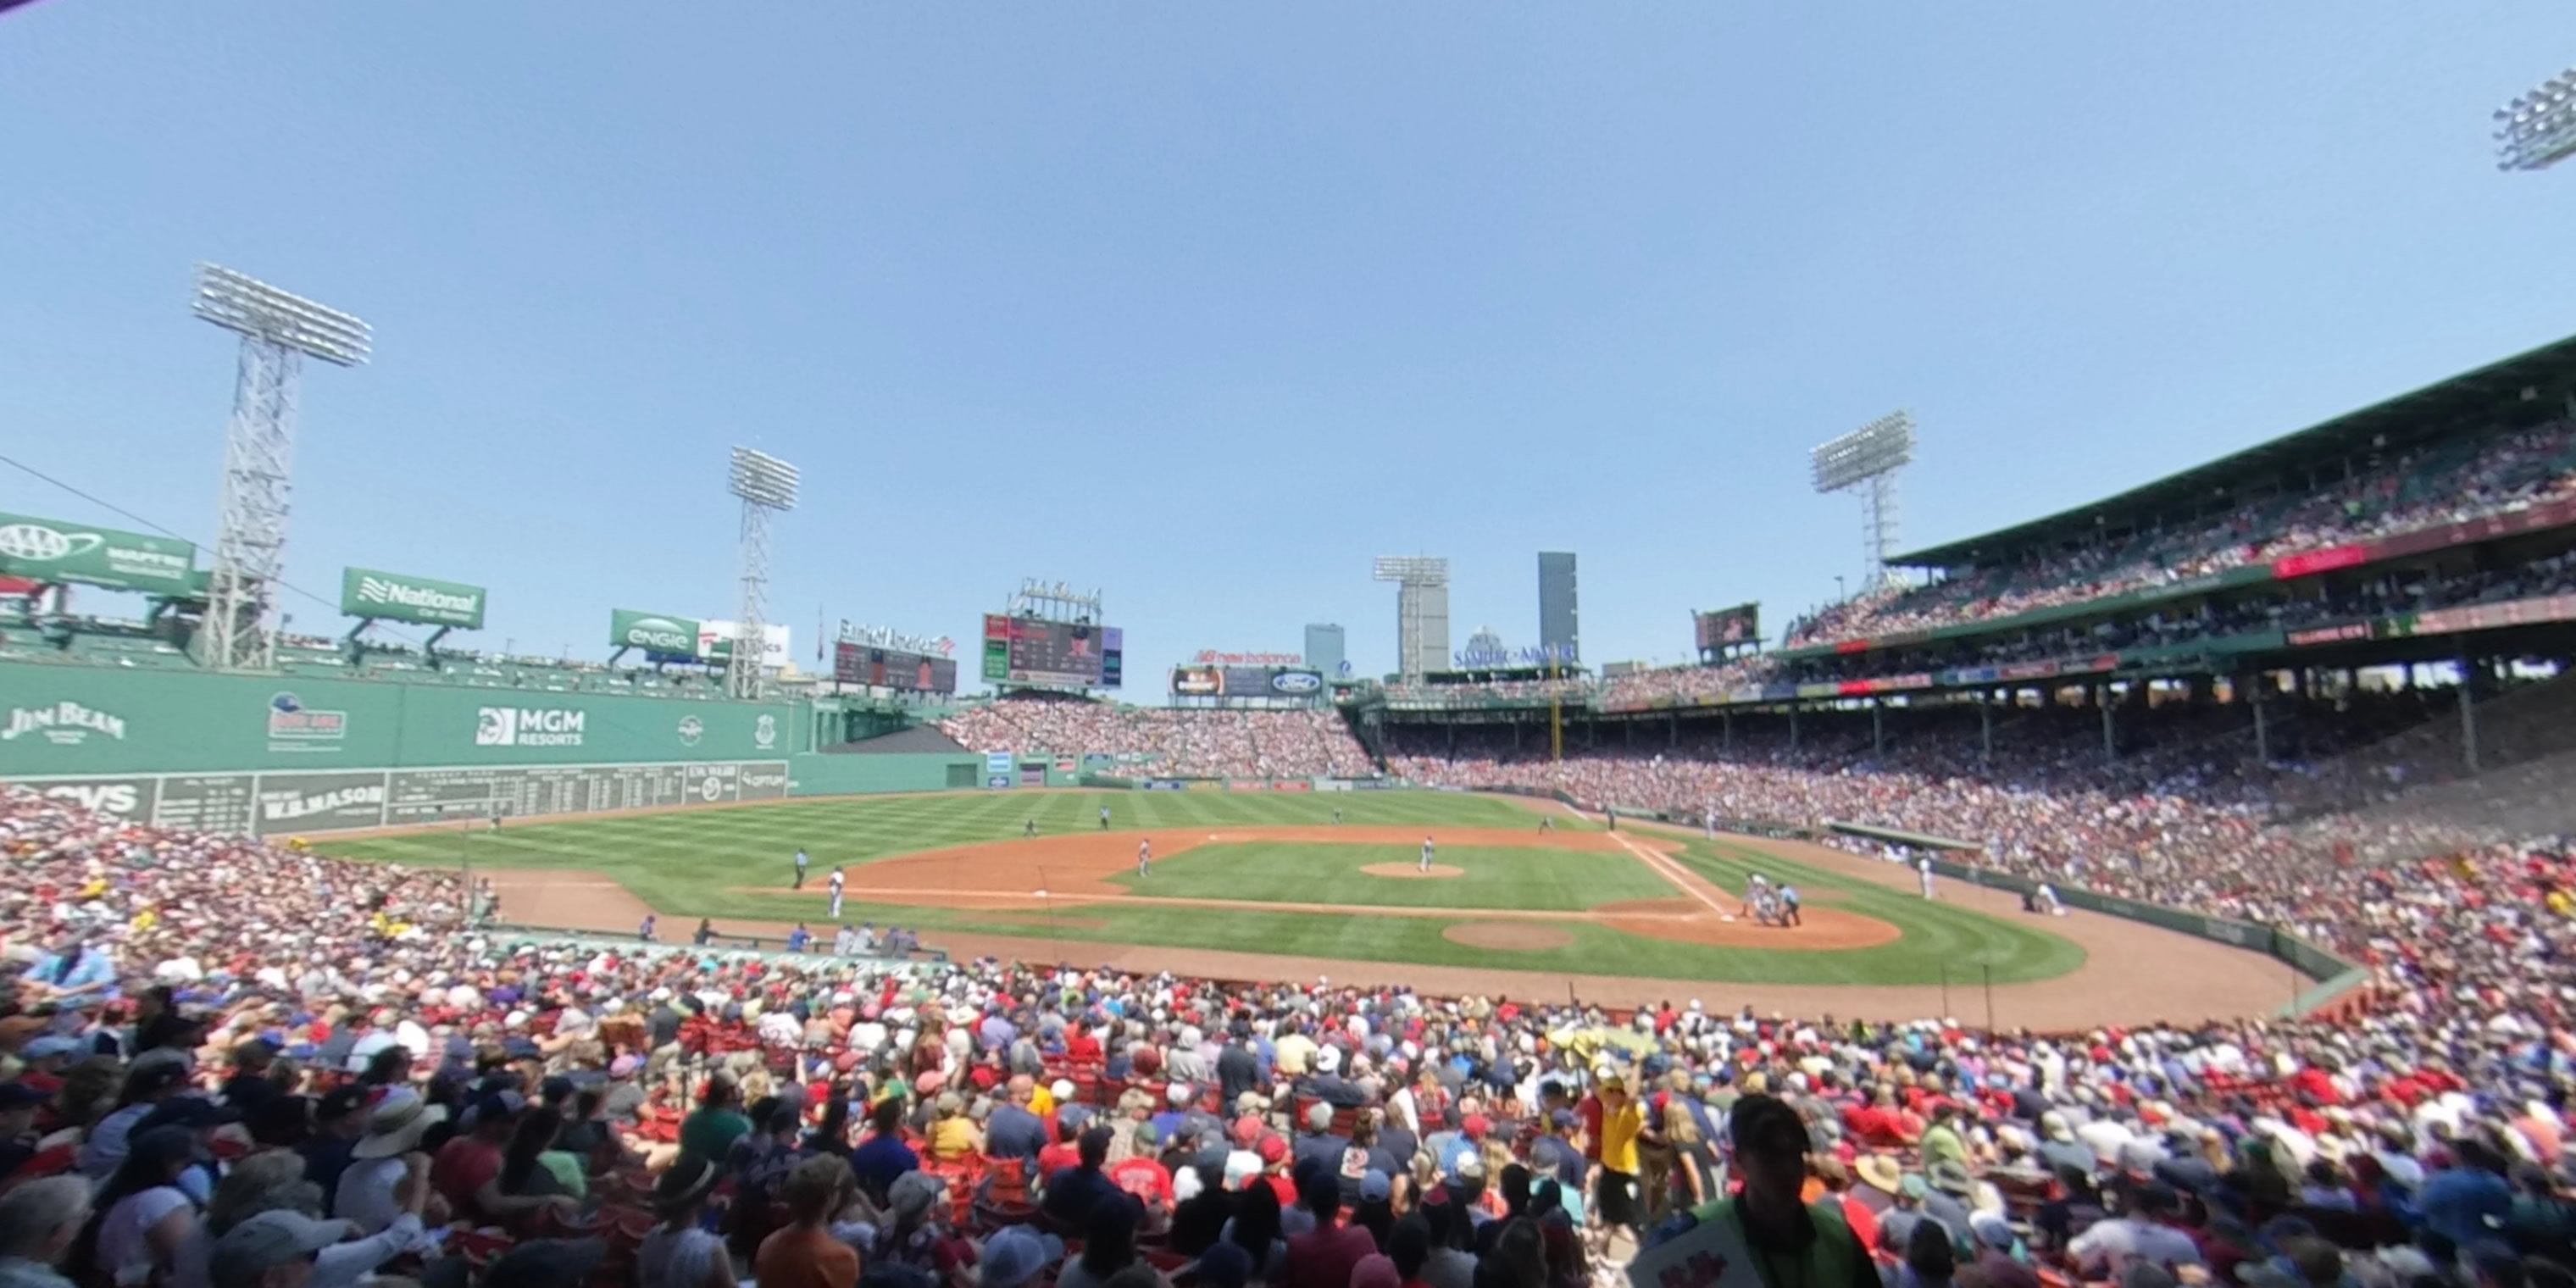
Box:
[319,789,2289,1024]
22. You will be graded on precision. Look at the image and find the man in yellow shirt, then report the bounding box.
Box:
[1593,1072,1646,1243]
[1274,1022,1317,1079]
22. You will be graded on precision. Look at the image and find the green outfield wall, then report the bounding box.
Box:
[0,662,1057,836]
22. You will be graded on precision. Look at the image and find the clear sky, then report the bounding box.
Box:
[4,3,2573,688]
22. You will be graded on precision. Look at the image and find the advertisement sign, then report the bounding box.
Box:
[697,620,791,668]
[611,609,702,654]
[340,567,487,629]
[1269,669,1323,695]
[0,511,197,595]
[1191,651,1301,666]
[1451,642,1575,669]
[264,691,348,754]
[1693,603,1762,650]
[1172,665,1223,696]
[1142,779,1190,791]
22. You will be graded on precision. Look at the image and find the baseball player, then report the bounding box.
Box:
[1137,837,1152,878]
[828,867,846,920]
[1099,805,1113,830]
[1779,884,1802,927]
[793,847,809,890]
[1740,873,1769,919]
[1704,804,1716,841]
[1024,818,1037,839]
[1420,835,1435,874]
[1917,855,1937,900]
[1332,808,1343,824]
[1539,814,1554,834]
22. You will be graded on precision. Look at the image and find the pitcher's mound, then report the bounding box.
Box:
[1361,863,1463,879]
[1444,922,1573,951]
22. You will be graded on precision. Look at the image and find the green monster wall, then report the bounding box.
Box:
[0,663,1035,836]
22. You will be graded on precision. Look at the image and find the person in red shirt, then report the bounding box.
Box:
[1282,1158,1378,1288]
[1256,1135,1298,1208]
[1063,1024,1102,1065]
[432,1092,569,1226]
[1037,1113,1085,1180]
[1108,1121,1174,1211]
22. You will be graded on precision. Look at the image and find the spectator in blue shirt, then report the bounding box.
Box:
[985,1076,1047,1162]
[1043,1126,1122,1226]
[2421,1140,2515,1251]
[848,1096,920,1204]
[27,934,114,1003]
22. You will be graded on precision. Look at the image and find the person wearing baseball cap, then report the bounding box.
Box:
[1685,1093,1878,1288]
[979,1225,1064,1288]
[205,1210,343,1288]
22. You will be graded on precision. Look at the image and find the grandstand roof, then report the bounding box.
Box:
[1891,330,2576,569]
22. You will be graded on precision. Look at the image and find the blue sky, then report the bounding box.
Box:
[4,2,2573,688]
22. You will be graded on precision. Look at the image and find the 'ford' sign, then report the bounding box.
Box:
[1270,669,1323,694]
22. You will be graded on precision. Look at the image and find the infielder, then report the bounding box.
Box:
[1137,837,1152,877]
[1024,818,1037,839]
[1099,805,1113,830]
[1538,814,1554,834]
[1704,805,1716,841]
[1420,835,1436,874]
[828,867,846,920]
[793,847,810,890]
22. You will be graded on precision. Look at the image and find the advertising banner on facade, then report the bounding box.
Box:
[611,609,702,654]
[340,567,487,629]
[0,511,197,595]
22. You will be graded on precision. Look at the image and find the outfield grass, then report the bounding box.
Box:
[1110,841,1674,911]
[320,790,2084,986]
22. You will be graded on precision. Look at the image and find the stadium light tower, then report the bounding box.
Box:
[2496,64,2576,171]
[192,264,372,671]
[1811,410,1915,591]
[726,447,799,700]
[1372,556,1450,683]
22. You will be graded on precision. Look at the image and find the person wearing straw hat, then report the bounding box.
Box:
[333,1090,447,1236]
[638,1155,729,1288]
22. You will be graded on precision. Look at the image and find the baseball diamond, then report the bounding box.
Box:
[314,787,2290,1024]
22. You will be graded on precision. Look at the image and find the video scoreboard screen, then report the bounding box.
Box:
[833,642,959,694]
[1169,664,1324,697]
[1695,602,1761,650]
[983,614,1123,688]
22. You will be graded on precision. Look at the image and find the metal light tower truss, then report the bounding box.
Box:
[192,264,371,671]
[1372,555,1450,682]
[2496,65,2576,171]
[726,447,799,699]
[1810,410,1916,590]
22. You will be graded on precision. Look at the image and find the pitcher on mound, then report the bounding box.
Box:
[1420,836,1435,874]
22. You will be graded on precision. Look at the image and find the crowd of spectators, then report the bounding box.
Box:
[1785,423,2576,649]
[3,765,2576,1288]
[938,698,1374,779]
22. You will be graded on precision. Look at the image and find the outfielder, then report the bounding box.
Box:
[1100,805,1113,830]
[828,867,846,920]
[1024,818,1037,839]
[1137,837,1152,877]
